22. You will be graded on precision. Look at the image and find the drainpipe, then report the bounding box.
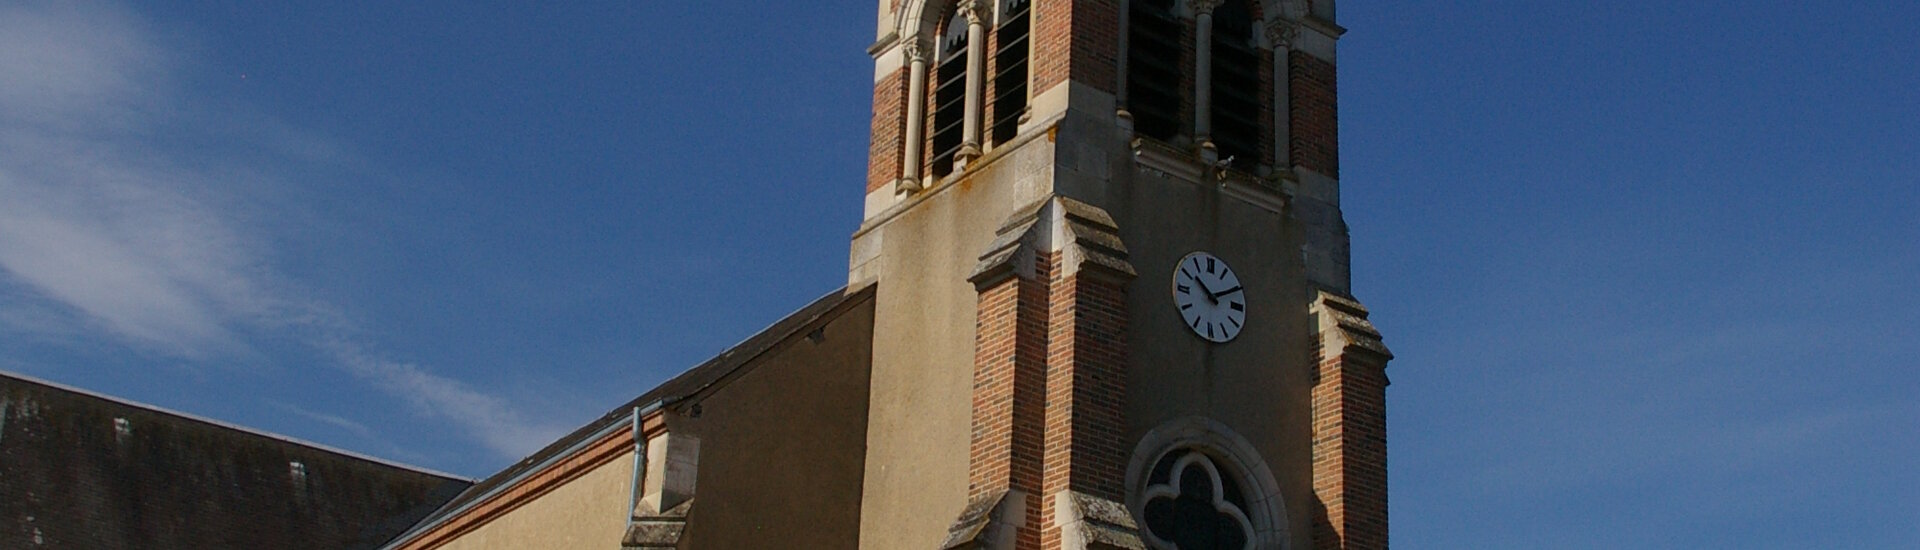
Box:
[624,399,669,530]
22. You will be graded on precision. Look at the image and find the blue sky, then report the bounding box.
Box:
[0,1,1913,547]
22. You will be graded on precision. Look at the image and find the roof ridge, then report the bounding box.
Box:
[0,368,475,482]
[383,284,876,549]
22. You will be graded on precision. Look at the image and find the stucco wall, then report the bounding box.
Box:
[856,130,1058,549]
[673,293,876,549]
[433,455,634,550]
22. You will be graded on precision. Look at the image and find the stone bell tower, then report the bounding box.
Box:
[848,0,1391,548]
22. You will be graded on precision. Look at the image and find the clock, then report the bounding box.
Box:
[1172,252,1246,343]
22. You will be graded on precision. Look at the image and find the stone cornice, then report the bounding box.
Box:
[1131,138,1291,215]
[868,31,900,57]
[1302,14,1347,39]
[969,196,1137,288]
[1311,291,1393,363]
[1054,491,1147,550]
[939,490,1028,549]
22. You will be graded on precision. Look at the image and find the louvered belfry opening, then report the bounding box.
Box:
[1210,0,1262,170]
[990,0,1032,147]
[1127,0,1182,142]
[929,12,970,179]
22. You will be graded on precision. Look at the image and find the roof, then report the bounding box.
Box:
[0,370,474,550]
[385,284,876,547]
[0,369,469,481]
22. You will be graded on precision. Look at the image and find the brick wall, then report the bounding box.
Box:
[1180,18,1197,142]
[868,67,908,193]
[1309,295,1391,550]
[1289,50,1338,178]
[1037,264,1131,550]
[966,244,1132,550]
[1034,0,1119,96]
[1310,351,1389,549]
[968,253,1054,549]
[1258,47,1276,166]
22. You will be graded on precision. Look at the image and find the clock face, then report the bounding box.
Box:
[1172,252,1246,343]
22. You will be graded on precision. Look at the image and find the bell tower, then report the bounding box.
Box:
[849,1,1392,549]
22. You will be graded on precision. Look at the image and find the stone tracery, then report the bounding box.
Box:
[1141,451,1258,550]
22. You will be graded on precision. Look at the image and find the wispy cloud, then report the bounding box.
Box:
[322,339,561,458]
[0,0,561,460]
[271,400,379,441]
[0,0,166,128]
[0,0,252,356]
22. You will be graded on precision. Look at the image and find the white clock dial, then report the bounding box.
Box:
[1172,252,1246,343]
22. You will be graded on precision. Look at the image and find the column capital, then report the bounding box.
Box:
[1190,0,1224,16]
[902,39,928,64]
[1265,20,1300,49]
[956,0,991,24]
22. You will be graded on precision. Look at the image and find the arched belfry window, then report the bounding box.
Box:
[1209,0,1261,169]
[990,0,1032,146]
[1127,0,1183,142]
[929,12,971,178]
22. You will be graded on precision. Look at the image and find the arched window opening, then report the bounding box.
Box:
[1140,449,1258,550]
[1128,418,1289,550]
[930,12,971,179]
[990,0,1033,146]
[1209,0,1262,170]
[1127,0,1183,142]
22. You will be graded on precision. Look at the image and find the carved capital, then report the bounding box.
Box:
[1189,0,1224,16]
[1265,20,1300,49]
[956,0,991,24]
[903,40,928,64]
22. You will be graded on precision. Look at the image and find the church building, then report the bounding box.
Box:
[380,0,1393,548]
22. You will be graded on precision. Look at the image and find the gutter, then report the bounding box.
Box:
[380,398,669,550]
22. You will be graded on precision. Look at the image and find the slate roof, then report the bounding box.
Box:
[0,371,473,550]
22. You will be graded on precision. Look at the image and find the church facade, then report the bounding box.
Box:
[382,0,1393,548]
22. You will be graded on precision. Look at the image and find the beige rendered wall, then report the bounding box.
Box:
[855,134,1059,549]
[433,454,636,550]
[674,294,876,549]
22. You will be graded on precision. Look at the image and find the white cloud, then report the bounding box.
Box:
[0,168,264,356]
[0,0,257,355]
[323,340,565,458]
[0,0,557,461]
[0,0,166,129]
[271,400,379,441]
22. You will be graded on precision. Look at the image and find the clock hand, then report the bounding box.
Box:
[1183,270,1218,304]
[1209,285,1243,300]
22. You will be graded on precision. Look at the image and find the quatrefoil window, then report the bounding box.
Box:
[1141,451,1257,550]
